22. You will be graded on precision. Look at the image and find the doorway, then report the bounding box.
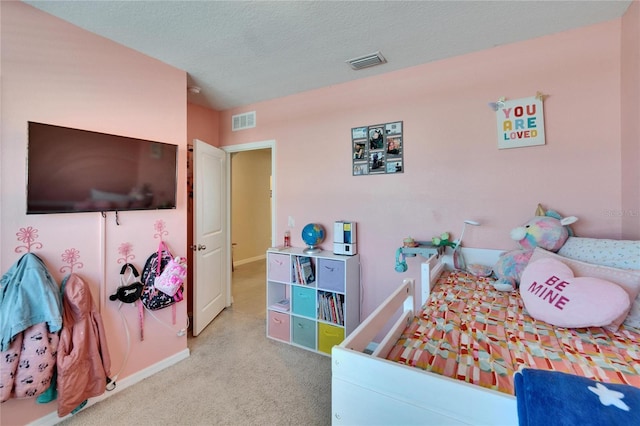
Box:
[223,140,276,306]
[230,149,272,266]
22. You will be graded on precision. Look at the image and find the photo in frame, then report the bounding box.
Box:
[352,121,403,176]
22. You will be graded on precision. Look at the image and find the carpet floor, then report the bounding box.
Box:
[59,260,332,426]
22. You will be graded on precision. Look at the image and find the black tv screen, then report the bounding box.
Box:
[27,121,178,214]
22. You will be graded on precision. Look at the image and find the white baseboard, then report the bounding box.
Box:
[233,253,265,267]
[29,348,190,426]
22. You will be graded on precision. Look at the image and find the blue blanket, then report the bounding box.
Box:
[515,369,640,426]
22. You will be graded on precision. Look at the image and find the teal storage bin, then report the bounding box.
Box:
[291,316,316,350]
[292,286,315,318]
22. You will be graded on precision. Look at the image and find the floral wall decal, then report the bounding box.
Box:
[117,242,135,264]
[154,219,169,240]
[60,248,84,274]
[15,226,43,253]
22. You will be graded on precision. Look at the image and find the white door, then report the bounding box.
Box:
[192,139,228,336]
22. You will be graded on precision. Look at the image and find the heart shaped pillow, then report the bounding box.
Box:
[520,258,630,328]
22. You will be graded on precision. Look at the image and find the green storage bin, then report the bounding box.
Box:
[291,316,316,350]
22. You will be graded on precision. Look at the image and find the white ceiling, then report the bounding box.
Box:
[25,0,632,111]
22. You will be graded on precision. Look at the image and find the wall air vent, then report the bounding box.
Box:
[346,51,387,70]
[232,111,256,131]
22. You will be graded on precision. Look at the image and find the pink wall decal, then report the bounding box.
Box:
[14,226,43,253]
[117,242,135,264]
[154,219,169,240]
[60,248,83,274]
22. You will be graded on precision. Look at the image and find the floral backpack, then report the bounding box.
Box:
[140,242,184,313]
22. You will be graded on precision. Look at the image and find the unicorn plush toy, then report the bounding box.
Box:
[493,205,577,291]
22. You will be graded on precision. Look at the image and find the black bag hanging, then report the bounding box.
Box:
[109,264,143,304]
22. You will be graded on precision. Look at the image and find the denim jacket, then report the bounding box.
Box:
[0,253,62,352]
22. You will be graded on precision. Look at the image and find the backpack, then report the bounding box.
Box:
[140,241,184,311]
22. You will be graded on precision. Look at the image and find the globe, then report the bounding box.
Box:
[301,223,325,254]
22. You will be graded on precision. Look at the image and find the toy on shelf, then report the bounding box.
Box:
[430,233,455,249]
[431,220,481,271]
[396,220,481,274]
[403,237,420,248]
[395,238,442,273]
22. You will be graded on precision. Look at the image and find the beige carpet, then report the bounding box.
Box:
[59,261,332,426]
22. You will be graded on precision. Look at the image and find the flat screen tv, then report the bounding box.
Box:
[27,121,178,214]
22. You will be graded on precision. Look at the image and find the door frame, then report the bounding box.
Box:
[222,139,276,305]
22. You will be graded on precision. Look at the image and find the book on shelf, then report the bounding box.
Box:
[317,291,345,325]
[318,292,329,321]
[329,296,337,324]
[292,258,303,284]
[336,293,344,325]
[324,295,331,321]
[299,256,315,284]
[293,256,315,285]
[272,298,290,311]
[292,257,299,284]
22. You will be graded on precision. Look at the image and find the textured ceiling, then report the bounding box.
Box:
[25,0,632,111]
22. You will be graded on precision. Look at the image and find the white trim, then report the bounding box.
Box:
[29,349,190,426]
[233,253,266,268]
[222,140,276,308]
[222,140,274,154]
[222,139,276,247]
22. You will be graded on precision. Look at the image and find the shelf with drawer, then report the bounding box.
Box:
[266,247,360,356]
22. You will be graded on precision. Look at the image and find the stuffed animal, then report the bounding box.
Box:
[431,232,456,249]
[493,206,577,291]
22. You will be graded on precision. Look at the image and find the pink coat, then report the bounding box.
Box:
[57,273,111,417]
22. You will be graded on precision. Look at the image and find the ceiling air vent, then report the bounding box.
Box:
[232,111,256,131]
[346,51,387,70]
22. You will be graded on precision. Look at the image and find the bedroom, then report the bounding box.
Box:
[1,1,638,424]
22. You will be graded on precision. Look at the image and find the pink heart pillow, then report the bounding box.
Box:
[520,258,630,328]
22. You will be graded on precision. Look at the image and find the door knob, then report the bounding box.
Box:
[198,244,206,251]
[190,244,207,251]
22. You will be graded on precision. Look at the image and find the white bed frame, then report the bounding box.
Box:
[332,247,520,425]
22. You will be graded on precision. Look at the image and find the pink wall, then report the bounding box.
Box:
[185,103,220,315]
[220,19,637,318]
[187,102,220,147]
[1,3,188,424]
[1,1,637,423]
[621,0,640,239]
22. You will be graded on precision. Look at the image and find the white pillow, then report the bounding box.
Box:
[558,237,640,270]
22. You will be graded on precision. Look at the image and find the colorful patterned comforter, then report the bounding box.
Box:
[386,271,640,395]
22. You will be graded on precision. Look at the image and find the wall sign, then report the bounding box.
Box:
[495,94,546,149]
[352,121,403,176]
